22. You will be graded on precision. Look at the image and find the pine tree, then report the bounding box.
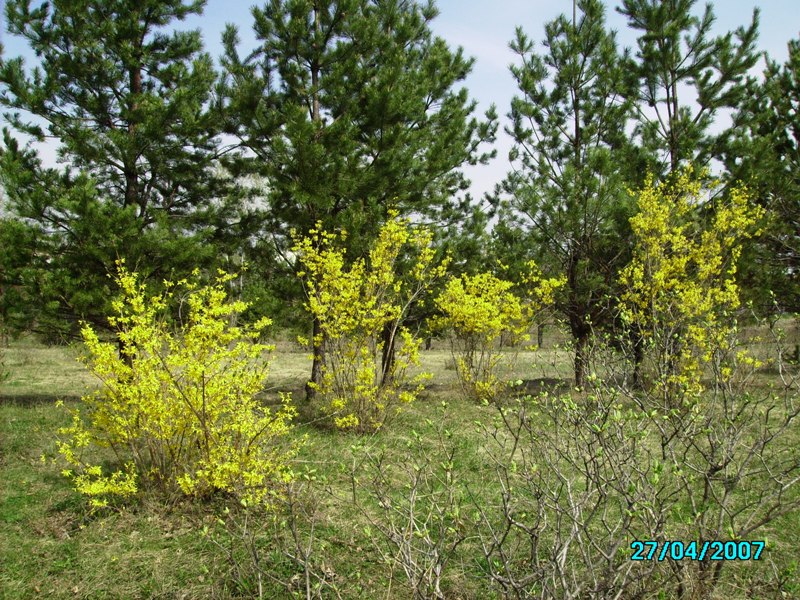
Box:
[0,0,235,338]
[618,0,760,175]
[220,0,496,398]
[615,0,761,384]
[500,0,634,387]
[724,39,800,314]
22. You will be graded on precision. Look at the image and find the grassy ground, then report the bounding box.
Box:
[1,331,799,599]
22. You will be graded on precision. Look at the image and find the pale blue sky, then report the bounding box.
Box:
[2,1,798,201]
[421,0,799,198]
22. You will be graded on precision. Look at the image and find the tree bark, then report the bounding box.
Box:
[125,63,142,212]
[305,316,325,401]
[566,248,590,389]
[117,335,133,371]
[632,329,644,389]
[380,321,396,388]
[574,331,588,390]
[305,1,325,402]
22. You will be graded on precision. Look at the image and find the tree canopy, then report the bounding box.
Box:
[618,0,760,174]
[0,0,236,337]
[220,0,496,251]
[499,0,634,386]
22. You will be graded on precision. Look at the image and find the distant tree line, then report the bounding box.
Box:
[1,0,797,390]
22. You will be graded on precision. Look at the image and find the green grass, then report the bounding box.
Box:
[1,331,799,598]
[0,401,219,599]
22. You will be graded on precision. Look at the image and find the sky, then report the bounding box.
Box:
[2,0,798,203]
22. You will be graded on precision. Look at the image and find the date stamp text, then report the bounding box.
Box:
[630,540,765,561]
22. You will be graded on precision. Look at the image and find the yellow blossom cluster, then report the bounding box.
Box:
[434,263,563,401]
[619,167,763,403]
[293,214,448,432]
[57,262,298,508]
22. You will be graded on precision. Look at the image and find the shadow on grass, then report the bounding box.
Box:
[0,394,83,406]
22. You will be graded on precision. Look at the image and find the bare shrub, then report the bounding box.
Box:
[474,385,665,599]
[207,473,341,600]
[474,319,800,599]
[350,405,469,599]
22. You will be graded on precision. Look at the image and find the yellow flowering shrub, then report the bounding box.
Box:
[434,263,563,401]
[57,262,297,508]
[619,167,763,406]
[293,214,448,433]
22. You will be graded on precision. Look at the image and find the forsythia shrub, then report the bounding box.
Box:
[619,167,764,406]
[434,264,563,401]
[293,214,448,433]
[57,262,297,508]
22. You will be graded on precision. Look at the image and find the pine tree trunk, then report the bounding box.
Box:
[125,63,142,212]
[305,2,323,403]
[306,316,325,401]
[632,329,644,389]
[574,332,588,390]
[380,322,396,388]
[566,249,589,389]
[117,336,133,371]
